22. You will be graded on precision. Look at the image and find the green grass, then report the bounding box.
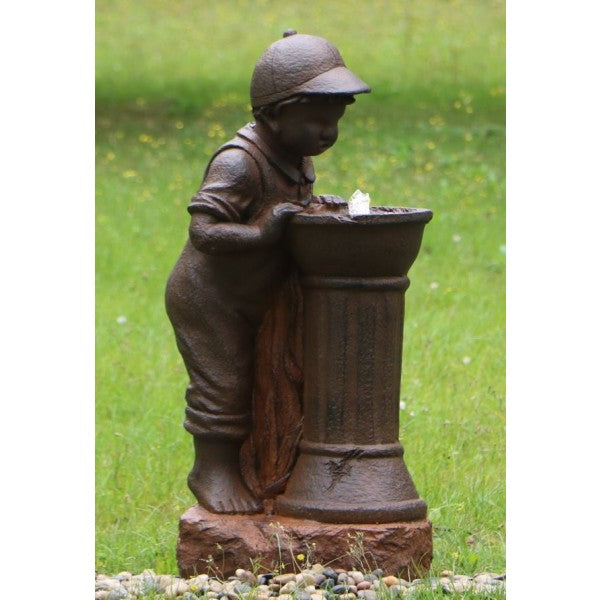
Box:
[96,0,505,579]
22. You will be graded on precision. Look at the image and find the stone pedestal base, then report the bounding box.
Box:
[177,505,433,579]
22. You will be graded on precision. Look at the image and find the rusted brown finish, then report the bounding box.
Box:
[166,28,433,535]
[177,505,433,579]
[250,33,370,108]
[276,209,432,523]
[165,32,370,514]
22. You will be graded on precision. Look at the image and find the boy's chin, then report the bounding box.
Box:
[310,144,334,156]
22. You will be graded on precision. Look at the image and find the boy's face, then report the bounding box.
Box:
[274,98,347,158]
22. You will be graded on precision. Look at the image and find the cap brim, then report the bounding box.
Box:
[299,65,371,96]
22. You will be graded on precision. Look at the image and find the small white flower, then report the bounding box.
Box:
[499,244,506,255]
[430,281,439,290]
[409,411,415,417]
[462,356,471,365]
[400,401,407,411]
[452,234,461,243]
[117,315,127,325]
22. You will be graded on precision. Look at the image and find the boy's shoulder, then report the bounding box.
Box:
[205,138,262,187]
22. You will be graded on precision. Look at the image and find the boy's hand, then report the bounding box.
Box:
[260,202,304,243]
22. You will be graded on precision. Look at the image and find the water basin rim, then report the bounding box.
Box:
[292,207,433,225]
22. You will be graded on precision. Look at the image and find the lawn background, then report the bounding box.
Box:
[96,0,505,577]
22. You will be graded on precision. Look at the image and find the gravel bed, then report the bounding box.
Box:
[95,567,506,599]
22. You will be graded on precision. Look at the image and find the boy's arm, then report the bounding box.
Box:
[189,204,302,254]
[187,148,302,254]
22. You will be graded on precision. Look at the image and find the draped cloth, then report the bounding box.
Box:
[240,270,304,500]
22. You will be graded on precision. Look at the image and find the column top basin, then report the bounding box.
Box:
[288,206,433,278]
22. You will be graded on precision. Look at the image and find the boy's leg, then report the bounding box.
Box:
[188,436,262,514]
[173,317,263,513]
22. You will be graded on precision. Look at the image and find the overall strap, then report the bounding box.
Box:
[201,136,268,195]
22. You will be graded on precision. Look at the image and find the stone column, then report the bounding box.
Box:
[277,207,433,523]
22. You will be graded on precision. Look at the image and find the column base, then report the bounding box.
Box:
[276,442,428,523]
[177,504,433,579]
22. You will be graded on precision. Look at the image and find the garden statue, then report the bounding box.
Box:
[167,31,434,577]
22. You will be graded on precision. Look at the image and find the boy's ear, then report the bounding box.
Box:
[262,108,281,134]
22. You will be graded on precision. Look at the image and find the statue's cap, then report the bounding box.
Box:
[250,32,371,108]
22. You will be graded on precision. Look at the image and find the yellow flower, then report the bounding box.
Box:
[296,553,305,561]
[123,170,137,178]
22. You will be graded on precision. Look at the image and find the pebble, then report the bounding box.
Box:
[188,575,209,590]
[96,580,123,592]
[94,569,505,598]
[238,570,259,585]
[157,575,178,592]
[274,574,296,585]
[164,580,190,598]
[279,581,297,594]
[318,577,337,590]
[331,584,358,595]
[296,573,317,587]
[347,571,365,584]
[321,567,338,583]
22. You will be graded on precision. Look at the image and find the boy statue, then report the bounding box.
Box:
[165,31,370,514]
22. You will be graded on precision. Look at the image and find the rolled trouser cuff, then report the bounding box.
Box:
[183,405,250,441]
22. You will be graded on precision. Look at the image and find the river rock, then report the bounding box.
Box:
[164,580,190,597]
[296,573,317,587]
[274,574,296,585]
